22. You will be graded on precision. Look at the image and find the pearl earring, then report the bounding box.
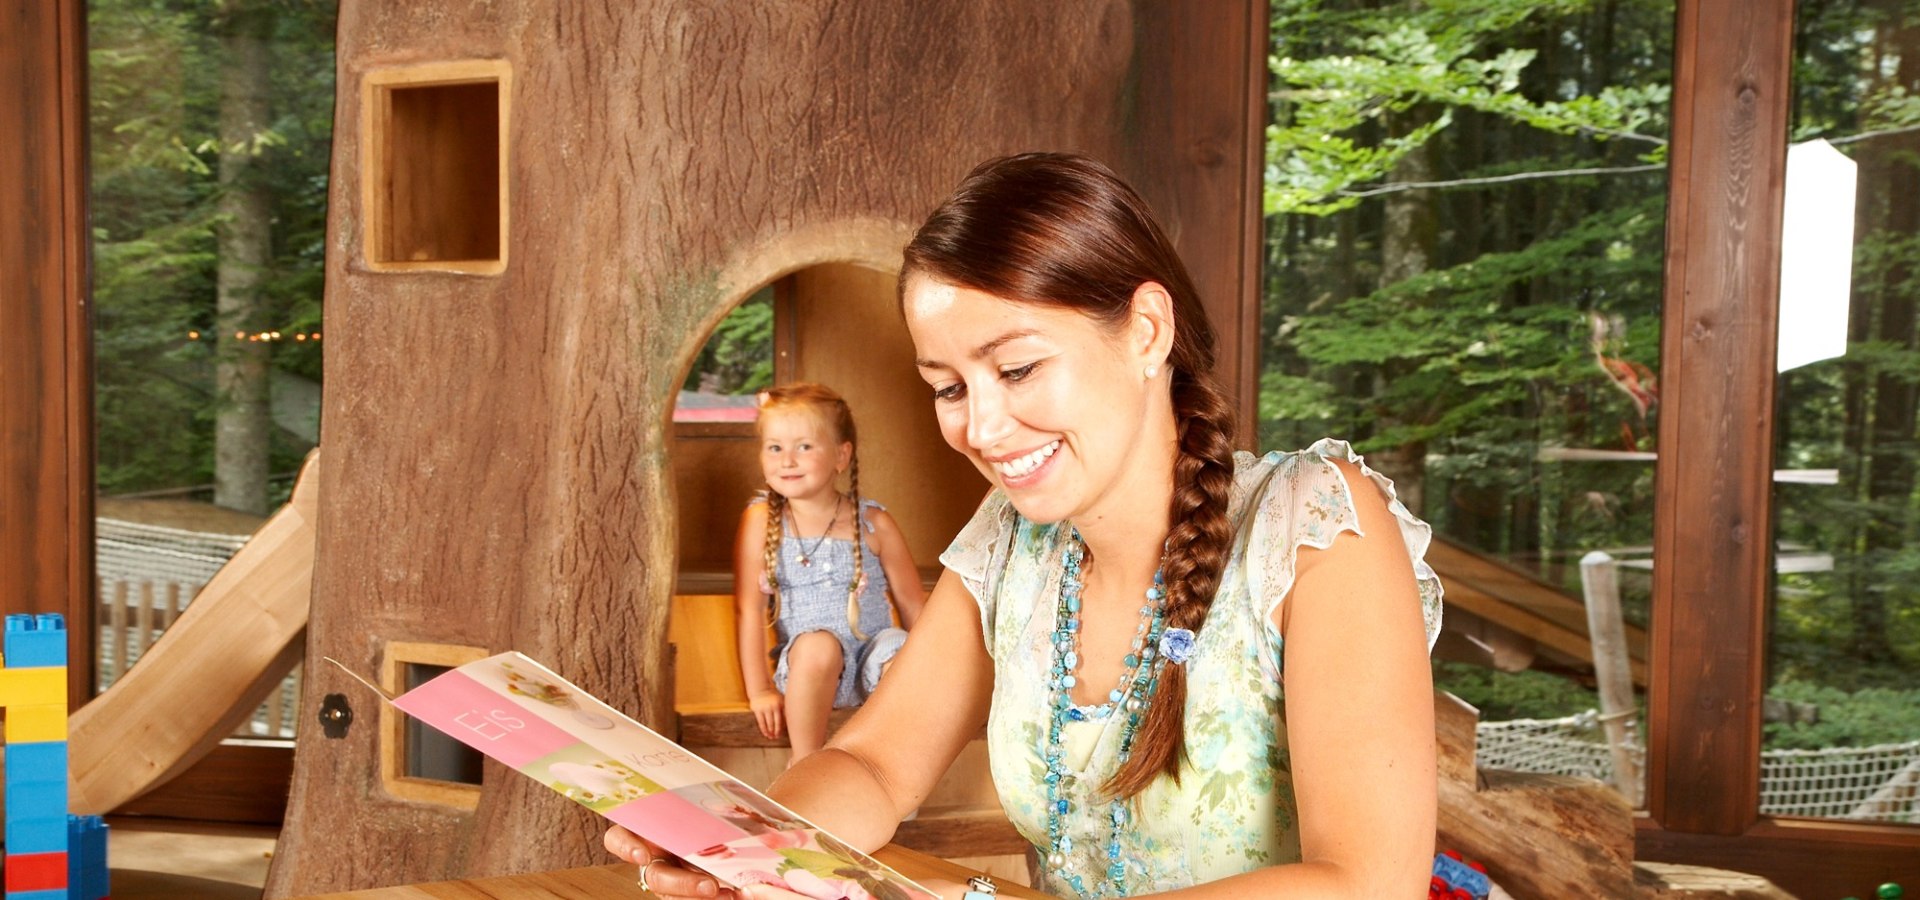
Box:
[1144,364,1159,379]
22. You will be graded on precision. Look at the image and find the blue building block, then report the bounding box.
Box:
[4,742,68,786]
[3,613,67,669]
[6,889,69,900]
[67,814,110,900]
[5,814,69,854]
[6,779,66,814]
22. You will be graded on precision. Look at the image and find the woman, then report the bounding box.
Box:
[610,153,1443,898]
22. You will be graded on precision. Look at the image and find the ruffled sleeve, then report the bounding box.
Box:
[939,490,1020,655]
[857,497,886,534]
[1243,439,1444,651]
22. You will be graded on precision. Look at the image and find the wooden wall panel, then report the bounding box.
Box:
[0,0,95,707]
[269,2,1267,894]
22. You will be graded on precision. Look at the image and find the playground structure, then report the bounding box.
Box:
[5,0,1918,895]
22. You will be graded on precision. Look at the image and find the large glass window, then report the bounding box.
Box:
[1763,0,1920,826]
[89,0,338,739]
[1262,0,1676,804]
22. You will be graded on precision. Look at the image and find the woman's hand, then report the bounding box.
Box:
[604,825,726,898]
[605,824,828,899]
[749,689,785,739]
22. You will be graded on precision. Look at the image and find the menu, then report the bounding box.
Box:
[384,651,939,900]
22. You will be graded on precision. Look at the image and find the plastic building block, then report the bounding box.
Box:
[67,814,110,900]
[4,704,68,744]
[2,614,98,900]
[1431,850,1491,900]
[6,779,66,815]
[0,668,66,708]
[3,742,67,785]
[3,850,67,892]
[4,882,68,898]
[5,815,68,855]
[2,614,67,670]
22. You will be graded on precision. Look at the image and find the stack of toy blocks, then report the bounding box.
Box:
[2,614,108,900]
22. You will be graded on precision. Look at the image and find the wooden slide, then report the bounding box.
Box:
[62,452,319,814]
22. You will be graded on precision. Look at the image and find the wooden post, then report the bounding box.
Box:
[1647,0,1793,836]
[1580,551,1643,808]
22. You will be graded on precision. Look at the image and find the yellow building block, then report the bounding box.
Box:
[0,666,66,707]
[5,702,68,742]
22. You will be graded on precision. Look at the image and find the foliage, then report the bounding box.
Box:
[1432,661,1600,721]
[1764,679,1920,750]
[683,288,775,395]
[1263,0,1674,574]
[90,0,337,495]
[1264,0,1920,717]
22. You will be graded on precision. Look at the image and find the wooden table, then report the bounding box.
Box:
[292,845,1048,899]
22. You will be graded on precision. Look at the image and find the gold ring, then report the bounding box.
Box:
[638,858,661,893]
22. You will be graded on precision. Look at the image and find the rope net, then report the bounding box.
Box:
[1477,711,1920,823]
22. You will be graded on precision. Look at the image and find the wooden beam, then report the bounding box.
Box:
[1127,0,1269,445]
[1648,0,1795,836]
[1638,818,1920,900]
[0,0,95,708]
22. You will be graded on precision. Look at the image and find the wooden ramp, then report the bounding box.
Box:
[65,452,319,814]
[1428,535,1650,687]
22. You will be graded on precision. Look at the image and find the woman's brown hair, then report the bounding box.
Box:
[901,152,1237,798]
[757,383,869,640]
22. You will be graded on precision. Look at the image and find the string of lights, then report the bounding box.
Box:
[185,330,323,343]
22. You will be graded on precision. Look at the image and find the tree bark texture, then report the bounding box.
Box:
[213,1,275,516]
[267,2,1265,894]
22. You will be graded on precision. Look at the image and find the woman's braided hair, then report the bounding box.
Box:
[757,383,869,641]
[901,153,1237,798]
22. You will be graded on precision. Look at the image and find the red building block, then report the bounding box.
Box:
[4,850,69,892]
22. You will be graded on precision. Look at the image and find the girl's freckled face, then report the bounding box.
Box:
[903,275,1152,526]
[758,408,848,502]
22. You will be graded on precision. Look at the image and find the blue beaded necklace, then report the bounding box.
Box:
[1043,529,1169,898]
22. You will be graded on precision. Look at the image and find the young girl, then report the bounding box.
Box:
[736,383,926,765]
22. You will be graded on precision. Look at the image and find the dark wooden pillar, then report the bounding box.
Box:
[1125,1,1270,445]
[1639,1,1920,893]
[1646,0,1794,836]
[0,0,96,708]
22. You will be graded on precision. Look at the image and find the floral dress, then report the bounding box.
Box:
[939,440,1444,897]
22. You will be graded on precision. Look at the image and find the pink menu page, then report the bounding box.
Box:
[392,652,939,900]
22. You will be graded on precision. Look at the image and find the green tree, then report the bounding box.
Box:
[90,0,336,505]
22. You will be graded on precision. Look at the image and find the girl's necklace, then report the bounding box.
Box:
[1043,529,1168,898]
[789,498,842,568]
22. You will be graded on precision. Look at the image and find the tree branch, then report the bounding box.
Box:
[1824,122,1920,146]
[1337,163,1666,198]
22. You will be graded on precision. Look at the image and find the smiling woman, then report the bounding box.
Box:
[610,153,1443,900]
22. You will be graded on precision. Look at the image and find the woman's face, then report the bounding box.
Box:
[758,407,849,502]
[904,275,1164,526]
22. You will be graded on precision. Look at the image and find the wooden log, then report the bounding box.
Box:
[1435,692,1641,899]
[65,451,318,814]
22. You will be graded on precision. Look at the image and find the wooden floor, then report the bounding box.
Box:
[107,817,278,900]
